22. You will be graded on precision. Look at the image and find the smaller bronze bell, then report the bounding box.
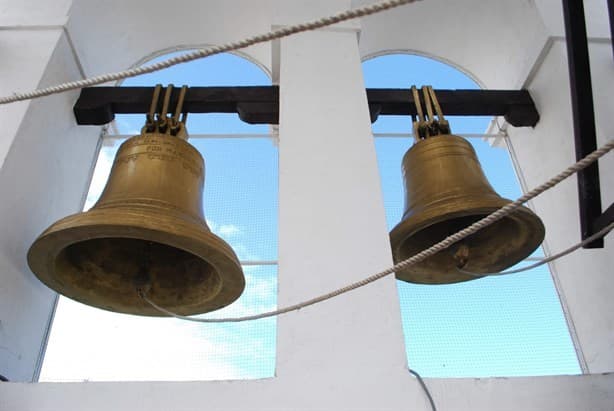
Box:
[390,134,545,284]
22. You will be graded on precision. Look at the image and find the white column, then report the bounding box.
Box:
[276,28,409,404]
[0,30,100,381]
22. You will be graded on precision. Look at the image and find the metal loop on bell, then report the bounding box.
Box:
[170,85,188,138]
[422,85,435,136]
[411,85,428,141]
[144,84,162,133]
[427,86,450,135]
[409,85,451,139]
[158,84,174,133]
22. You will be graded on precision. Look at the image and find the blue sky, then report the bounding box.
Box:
[40,52,579,382]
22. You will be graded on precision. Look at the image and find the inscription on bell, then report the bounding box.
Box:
[114,142,203,177]
[147,153,176,162]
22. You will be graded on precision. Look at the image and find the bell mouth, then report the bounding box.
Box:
[27,207,245,316]
[55,237,221,313]
[390,201,545,285]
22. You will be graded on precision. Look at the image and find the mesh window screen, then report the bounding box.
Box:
[40,265,277,381]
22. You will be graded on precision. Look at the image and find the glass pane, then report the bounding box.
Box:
[396,265,579,377]
[40,265,277,381]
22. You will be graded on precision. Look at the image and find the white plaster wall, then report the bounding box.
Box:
[355,0,550,89]
[0,0,71,26]
[0,30,64,169]
[534,0,612,39]
[66,0,360,80]
[0,32,100,382]
[506,39,614,373]
[2,372,614,411]
[276,27,408,384]
[66,0,275,78]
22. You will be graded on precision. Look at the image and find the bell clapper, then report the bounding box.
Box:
[135,283,151,300]
[452,243,470,269]
[133,241,153,298]
[133,266,152,290]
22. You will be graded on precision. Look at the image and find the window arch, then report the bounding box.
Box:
[363,53,581,377]
[39,51,278,382]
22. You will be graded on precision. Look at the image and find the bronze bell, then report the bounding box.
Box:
[27,86,244,316]
[390,134,545,284]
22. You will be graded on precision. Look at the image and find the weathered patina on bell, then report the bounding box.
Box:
[390,134,545,284]
[28,85,244,316]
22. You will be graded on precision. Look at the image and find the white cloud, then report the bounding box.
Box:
[218,224,241,236]
[206,219,218,232]
[114,117,140,135]
[39,297,248,382]
[206,220,262,261]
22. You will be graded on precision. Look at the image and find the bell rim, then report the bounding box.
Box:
[27,206,245,316]
[389,196,545,284]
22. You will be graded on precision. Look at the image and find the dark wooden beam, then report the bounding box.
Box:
[366,88,539,127]
[562,0,604,248]
[74,86,279,126]
[73,86,540,128]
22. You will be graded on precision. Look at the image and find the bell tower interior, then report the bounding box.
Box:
[0,0,613,409]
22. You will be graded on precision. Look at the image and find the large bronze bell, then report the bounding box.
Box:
[28,86,244,316]
[390,134,545,284]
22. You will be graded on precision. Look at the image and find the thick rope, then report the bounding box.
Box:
[139,139,614,323]
[459,221,614,277]
[0,0,419,105]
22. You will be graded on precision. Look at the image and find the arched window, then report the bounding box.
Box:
[363,53,580,377]
[39,51,278,382]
